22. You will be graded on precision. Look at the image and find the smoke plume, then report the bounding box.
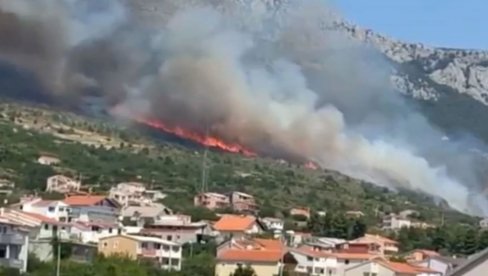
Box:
[1,0,487,215]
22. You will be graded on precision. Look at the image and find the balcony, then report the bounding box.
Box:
[141,248,157,257]
[0,234,25,245]
[0,258,24,270]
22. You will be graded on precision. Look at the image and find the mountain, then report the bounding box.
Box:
[335,21,488,142]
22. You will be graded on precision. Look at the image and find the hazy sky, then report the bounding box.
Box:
[332,0,486,50]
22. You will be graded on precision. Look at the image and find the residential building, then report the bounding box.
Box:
[98,235,182,271]
[290,207,311,219]
[261,217,284,232]
[0,215,29,273]
[230,192,257,213]
[290,245,378,275]
[352,234,399,255]
[14,198,70,222]
[413,255,465,276]
[215,238,297,276]
[64,195,120,225]
[70,221,122,244]
[399,209,419,219]
[45,175,81,194]
[308,237,348,250]
[213,215,264,238]
[194,192,230,210]
[286,231,313,247]
[144,190,167,202]
[141,216,211,244]
[382,214,412,230]
[37,154,60,166]
[121,205,173,227]
[345,258,442,276]
[109,182,148,207]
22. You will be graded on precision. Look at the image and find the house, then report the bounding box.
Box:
[290,245,378,275]
[412,255,465,276]
[141,216,212,244]
[447,247,488,276]
[98,235,182,271]
[382,214,412,230]
[352,234,399,255]
[290,207,311,219]
[286,231,313,246]
[213,215,264,238]
[215,238,296,276]
[308,237,348,250]
[109,182,149,207]
[14,198,70,222]
[230,192,258,213]
[37,154,60,166]
[121,205,173,227]
[261,217,284,232]
[399,209,419,219]
[70,221,122,244]
[479,218,488,229]
[45,175,81,194]
[0,214,30,273]
[406,249,440,262]
[217,237,285,255]
[194,192,230,210]
[64,195,120,225]
[345,258,442,276]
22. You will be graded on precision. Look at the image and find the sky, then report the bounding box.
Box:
[332,0,487,50]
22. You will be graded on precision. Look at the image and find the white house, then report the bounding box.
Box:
[70,221,122,244]
[45,175,81,194]
[109,182,148,207]
[16,199,70,222]
[37,154,60,166]
[290,245,377,275]
[412,255,465,276]
[262,217,284,232]
[382,214,412,230]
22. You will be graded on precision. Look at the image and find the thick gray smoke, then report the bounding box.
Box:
[1,0,487,215]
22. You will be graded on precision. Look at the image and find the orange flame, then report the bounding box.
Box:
[136,117,256,156]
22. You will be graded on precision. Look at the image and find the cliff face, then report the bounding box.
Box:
[336,21,488,105]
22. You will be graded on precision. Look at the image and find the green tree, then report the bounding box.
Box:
[230,265,257,276]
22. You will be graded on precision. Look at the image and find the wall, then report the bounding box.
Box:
[419,259,449,275]
[462,258,488,276]
[98,236,138,259]
[215,261,279,276]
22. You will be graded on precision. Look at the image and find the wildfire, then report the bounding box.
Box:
[136,117,256,157]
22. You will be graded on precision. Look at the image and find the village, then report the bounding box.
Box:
[1,167,487,276]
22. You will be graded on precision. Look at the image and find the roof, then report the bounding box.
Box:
[213,215,256,231]
[412,249,440,257]
[99,234,178,246]
[448,247,488,276]
[374,260,440,275]
[63,195,106,206]
[292,246,377,260]
[21,212,60,225]
[217,249,283,263]
[361,234,398,244]
[121,205,170,218]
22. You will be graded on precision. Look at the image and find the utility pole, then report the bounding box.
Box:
[56,240,61,276]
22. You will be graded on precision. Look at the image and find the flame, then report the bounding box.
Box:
[136,117,256,156]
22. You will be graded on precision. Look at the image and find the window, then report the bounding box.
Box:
[48,207,55,212]
[44,224,49,230]
[59,207,65,212]
[103,242,108,248]
[108,228,113,234]
[59,217,66,222]
[307,256,313,261]
[345,259,350,265]
[167,235,173,241]
[141,243,148,249]
[172,246,179,252]
[155,243,161,250]
[176,235,180,240]
[163,245,170,251]
[171,259,179,266]
[162,258,169,265]
[0,245,6,258]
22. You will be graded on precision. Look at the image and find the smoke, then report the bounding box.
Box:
[1,0,487,215]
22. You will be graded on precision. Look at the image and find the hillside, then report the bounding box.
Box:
[0,101,475,226]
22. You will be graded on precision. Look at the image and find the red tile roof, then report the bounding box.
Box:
[213,215,256,231]
[64,195,106,206]
[218,249,283,263]
[377,260,439,274]
[413,249,440,257]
